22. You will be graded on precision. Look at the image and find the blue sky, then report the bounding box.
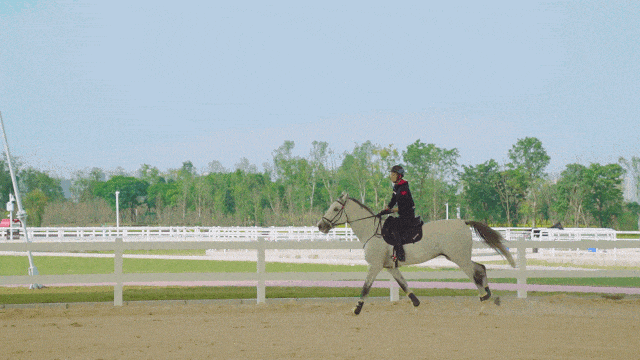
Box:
[0,1,638,180]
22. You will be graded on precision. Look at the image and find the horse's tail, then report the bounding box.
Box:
[465,220,516,268]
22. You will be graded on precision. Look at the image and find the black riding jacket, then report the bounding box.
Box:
[387,179,415,219]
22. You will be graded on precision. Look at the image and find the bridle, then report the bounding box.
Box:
[320,197,383,248]
[320,198,349,228]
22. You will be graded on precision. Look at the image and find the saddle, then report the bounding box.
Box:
[381,216,424,246]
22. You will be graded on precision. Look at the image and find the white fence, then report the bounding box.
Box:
[9,226,358,242]
[1,226,639,306]
[5,225,636,244]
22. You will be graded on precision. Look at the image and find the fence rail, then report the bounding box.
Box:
[1,226,639,306]
[4,225,639,243]
[5,226,359,242]
[5,225,639,241]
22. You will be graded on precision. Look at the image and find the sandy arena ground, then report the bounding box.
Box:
[2,295,639,360]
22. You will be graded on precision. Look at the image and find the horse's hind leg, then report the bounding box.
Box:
[386,267,420,307]
[471,261,501,306]
[471,261,492,301]
[454,259,492,302]
[354,264,382,315]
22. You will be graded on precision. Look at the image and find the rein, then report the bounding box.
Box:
[322,198,383,248]
[361,217,383,249]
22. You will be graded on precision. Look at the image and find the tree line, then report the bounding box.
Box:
[2,137,640,230]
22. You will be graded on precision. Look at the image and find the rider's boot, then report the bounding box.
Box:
[391,229,405,263]
[395,244,405,262]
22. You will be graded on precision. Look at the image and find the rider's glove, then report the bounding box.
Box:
[377,209,392,217]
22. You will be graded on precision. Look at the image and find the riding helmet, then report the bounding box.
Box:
[390,165,405,176]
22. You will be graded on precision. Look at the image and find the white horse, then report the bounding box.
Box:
[317,193,515,315]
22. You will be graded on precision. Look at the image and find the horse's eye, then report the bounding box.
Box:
[334,207,339,212]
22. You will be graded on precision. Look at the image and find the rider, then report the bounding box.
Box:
[379,165,416,262]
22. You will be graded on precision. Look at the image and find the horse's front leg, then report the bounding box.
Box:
[354,264,383,315]
[387,267,420,307]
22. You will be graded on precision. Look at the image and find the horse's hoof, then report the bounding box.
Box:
[480,287,492,302]
[408,293,420,307]
[353,301,364,315]
[494,297,501,306]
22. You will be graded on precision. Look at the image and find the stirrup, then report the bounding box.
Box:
[394,246,405,262]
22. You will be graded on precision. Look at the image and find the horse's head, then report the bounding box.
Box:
[317,192,349,233]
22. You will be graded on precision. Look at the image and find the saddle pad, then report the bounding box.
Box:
[381,216,424,246]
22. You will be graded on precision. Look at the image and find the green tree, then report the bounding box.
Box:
[204,172,235,216]
[461,159,502,224]
[18,167,64,202]
[402,140,459,220]
[23,188,48,226]
[175,161,198,219]
[235,157,258,174]
[552,164,589,227]
[338,141,380,204]
[582,163,625,228]
[507,137,551,178]
[0,158,14,206]
[494,168,527,226]
[206,160,228,174]
[93,176,149,223]
[146,181,177,211]
[230,170,270,225]
[192,175,213,220]
[507,137,550,226]
[307,141,329,209]
[370,144,400,210]
[16,168,64,226]
[137,164,165,185]
[312,143,341,204]
[272,141,313,213]
[70,168,105,202]
[618,202,640,231]
[618,156,640,202]
[536,180,557,226]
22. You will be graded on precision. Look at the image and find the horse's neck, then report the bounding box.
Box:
[345,202,377,243]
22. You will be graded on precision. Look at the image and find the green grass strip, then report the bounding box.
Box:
[0,285,487,305]
[0,255,454,276]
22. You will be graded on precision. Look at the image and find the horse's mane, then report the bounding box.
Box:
[348,197,375,215]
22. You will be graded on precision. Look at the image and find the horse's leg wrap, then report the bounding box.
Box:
[473,262,488,288]
[355,265,381,315]
[408,293,420,307]
[353,300,365,315]
[480,287,491,302]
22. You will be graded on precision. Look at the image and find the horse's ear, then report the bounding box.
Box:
[340,192,348,200]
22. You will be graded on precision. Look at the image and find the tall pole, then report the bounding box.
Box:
[115,191,120,229]
[0,112,43,289]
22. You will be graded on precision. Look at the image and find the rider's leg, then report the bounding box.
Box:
[391,229,405,262]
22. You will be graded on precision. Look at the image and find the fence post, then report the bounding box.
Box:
[114,237,123,306]
[389,279,399,302]
[516,238,527,299]
[257,236,266,304]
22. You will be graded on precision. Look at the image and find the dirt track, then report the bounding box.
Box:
[2,295,639,360]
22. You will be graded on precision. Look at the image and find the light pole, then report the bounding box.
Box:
[115,191,120,229]
[0,112,42,288]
